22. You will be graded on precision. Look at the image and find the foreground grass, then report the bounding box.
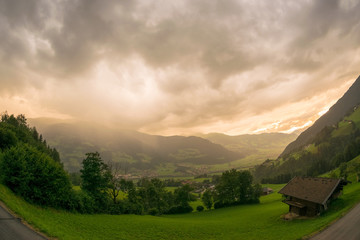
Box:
[1,183,360,240]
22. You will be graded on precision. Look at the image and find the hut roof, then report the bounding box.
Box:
[262,187,273,193]
[278,177,341,205]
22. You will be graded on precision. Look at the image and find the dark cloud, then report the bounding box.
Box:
[0,0,261,87]
[0,0,360,134]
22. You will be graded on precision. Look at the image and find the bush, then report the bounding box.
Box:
[214,201,227,209]
[166,204,193,214]
[122,201,144,215]
[108,202,124,215]
[148,208,159,216]
[196,205,204,212]
[73,191,96,214]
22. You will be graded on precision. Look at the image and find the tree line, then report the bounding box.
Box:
[75,152,261,214]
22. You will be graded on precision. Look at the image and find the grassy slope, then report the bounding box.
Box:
[332,107,360,138]
[321,154,360,182]
[2,183,360,240]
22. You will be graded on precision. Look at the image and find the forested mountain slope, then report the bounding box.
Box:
[281,75,360,157]
[255,105,360,183]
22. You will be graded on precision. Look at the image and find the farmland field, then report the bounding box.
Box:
[1,182,360,240]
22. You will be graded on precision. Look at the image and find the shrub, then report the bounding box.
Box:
[148,208,159,216]
[122,201,144,215]
[166,204,193,214]
[196,205,204,212]
[73,190,96,214]
[214,201,226,209]
[108,202,124,215]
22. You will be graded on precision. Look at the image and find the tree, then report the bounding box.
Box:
[214,169,240,205]
[339,162,348,180]
[249,183,262,203]
[80,152,112,207]
[162,184,195,214]
[201,189,213,210]
[214,169,260,208]
[349,162,360,182]
[0,126,17,149]
[174,184,196,207]
[137,178,173,214]
[107,162,122,204]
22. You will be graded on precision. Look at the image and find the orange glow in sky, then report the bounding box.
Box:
[0,1,359,135]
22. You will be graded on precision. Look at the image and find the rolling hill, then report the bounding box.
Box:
[202,132,297,156]
[27,119,297,177]
[27,120,242,176]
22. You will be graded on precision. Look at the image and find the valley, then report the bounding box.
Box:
[2,1,360,239]
[28,119,297,178]
[1,75,360,239]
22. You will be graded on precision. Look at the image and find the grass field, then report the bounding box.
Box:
[1,182,360,240]
[332,107,360,138]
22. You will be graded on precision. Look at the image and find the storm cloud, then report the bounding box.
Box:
[0,0,359,135]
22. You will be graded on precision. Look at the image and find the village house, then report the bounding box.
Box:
[279,176,346,217]
[262,187,273,195]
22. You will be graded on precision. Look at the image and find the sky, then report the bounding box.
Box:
[0,0,360,136]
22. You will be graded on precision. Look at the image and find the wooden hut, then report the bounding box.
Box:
[262,187,273,195]
[279,177,345,217]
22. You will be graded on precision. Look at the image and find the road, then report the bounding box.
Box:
[0,204,47,240]
[311,203,360,240]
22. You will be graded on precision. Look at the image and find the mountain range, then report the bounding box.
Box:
[28,119,296,177]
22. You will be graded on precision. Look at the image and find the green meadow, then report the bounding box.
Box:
[1,182,360,240]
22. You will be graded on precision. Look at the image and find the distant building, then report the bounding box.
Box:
[262,187,273,195]
[279,177,346,217]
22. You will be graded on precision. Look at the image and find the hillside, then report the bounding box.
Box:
[256,105,360,183]
[281,75,360,157]
[322,155,360,183]
[27,119,242,176]
[200,132,297,169]
[202,132,297,156]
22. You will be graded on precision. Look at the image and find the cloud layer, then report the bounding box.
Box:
[0,0,360,135]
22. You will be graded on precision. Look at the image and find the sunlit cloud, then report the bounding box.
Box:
[0,0,359,135]
[281,121,314,134]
